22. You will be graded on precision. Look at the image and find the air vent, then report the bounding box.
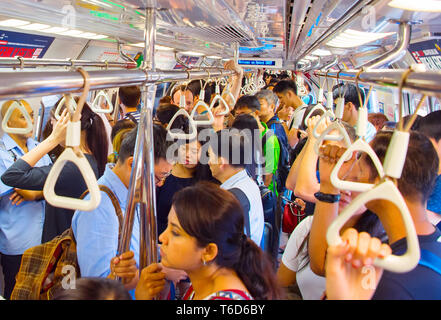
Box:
[166,24,255,46]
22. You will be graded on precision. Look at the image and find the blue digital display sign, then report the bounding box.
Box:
[238,59,276,66]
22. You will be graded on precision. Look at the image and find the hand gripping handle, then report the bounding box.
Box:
[314,121,351,153]
[304,103,327,128]
[43,148,102,211]
[1,101,33,135]
[210,94,230,116]
[326,180,420,273]
[330,138,385,192]
[312,110,335,139]
[191,100,214,126]
[91,90,114,114]
[54,95,76,120]
[166,108,198,140]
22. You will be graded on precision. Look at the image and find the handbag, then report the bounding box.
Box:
[282,200,306,235]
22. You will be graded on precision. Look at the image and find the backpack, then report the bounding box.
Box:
[228,188,251,238]
[230,179,279,264]
[10,185,123,300]
[262,122,290,195]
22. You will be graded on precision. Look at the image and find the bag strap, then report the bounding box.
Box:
[229,188,251,238]
[80,185,123,241]
[419,249,441,276]
[126,112,138,125]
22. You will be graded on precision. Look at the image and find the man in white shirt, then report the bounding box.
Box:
[207,128,264,246]
[273,80,308,148]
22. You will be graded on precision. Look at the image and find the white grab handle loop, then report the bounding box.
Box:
[43,148,101,211]
[43,68,101,212]
[191,100,214,126]
[326,180,420,273]
[304,103,327,128]
[166,108,198,140]
[314,121,352,156]
[312,110,336,139]
[54,95,76,120]
[330,139,385,192]
[210,94,230,116]
[91,90,114,114]
[1,100,33,135]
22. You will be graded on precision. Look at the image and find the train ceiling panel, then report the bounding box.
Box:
[287,0,441,71]
[0,0,288,64]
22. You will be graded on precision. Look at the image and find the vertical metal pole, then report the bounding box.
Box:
[233,42,239,64]
[117,5,158,271]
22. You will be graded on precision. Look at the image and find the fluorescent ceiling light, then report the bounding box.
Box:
[17,23,51,31]
[207,55,222,59]
[74,32,99,38]
[180,51,205,56]
[388,0,441,11]
[312,49,332,56]
[57,30,85,36]
[327,29,396,48]
[87,34,108,40]
[0,19,30,27]
[303,55,319,61]
[131,43,173,51]
[39,27,69,33]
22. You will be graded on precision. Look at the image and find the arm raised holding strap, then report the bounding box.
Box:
[43,68,101,212]
[326,68,423,274]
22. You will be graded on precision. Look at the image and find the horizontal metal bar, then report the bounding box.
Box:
[315,69,441,98]
[0,69,235,99]
[0,57,137,69]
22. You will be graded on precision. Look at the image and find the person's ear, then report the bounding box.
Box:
[127,156,134,168]
[346,102,355,112]
[202,243,218,264]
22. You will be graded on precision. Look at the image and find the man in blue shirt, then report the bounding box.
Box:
[418,111,441,229]
[72,125,173,291]
[0,100,52,299]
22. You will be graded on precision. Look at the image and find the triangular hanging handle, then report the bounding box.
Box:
[166,108,197,140]
[43,148,102,211]
[312,110,335,139]
[91,90,114,114]
[304,103,327,127]
[314,121,352,160]
[191,100,214,126]
[1,100,33,135]
[330,138,385,192]
[54,95,76,120]
[210,94,230,116]
[326,180,420,273]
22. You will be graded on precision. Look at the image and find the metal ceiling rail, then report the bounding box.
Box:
[295,0,384,65]
[0,57,138,69]
[315,69,441,98]
[357,21,412,69]
[0,68,235,99]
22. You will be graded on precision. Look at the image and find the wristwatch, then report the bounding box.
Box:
[314,192,341,203]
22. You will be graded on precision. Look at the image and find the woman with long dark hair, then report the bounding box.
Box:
[135,182,282,300]
[1,97,109,242]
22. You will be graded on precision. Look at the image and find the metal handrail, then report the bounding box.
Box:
[315,68,441,98]
[0,57,137,69]
[0,68,235,100]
